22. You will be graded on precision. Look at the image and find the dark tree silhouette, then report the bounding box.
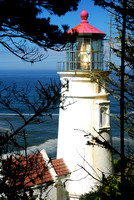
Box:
[2,152,53,200]
[0,0,80,62]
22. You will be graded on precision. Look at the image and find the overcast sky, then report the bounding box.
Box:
[0,0,112,71]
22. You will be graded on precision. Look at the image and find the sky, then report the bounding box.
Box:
[0,0,112,71]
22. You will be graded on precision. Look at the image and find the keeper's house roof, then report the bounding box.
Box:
[3,152,70,187]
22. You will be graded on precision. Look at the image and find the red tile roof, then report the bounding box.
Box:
[3,153,53,187]
[3,153,70,188]
[52,158,70,176]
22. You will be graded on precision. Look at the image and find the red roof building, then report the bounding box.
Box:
[3,152,70,188]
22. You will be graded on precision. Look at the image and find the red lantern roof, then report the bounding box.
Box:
[67,9,105,35]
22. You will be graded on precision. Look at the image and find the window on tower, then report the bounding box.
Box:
[96,101,110,130]
[100,106,108,127]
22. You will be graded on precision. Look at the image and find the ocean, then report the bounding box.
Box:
[0,69,133,158]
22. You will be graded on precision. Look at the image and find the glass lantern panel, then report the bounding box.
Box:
[76,38,83,51]
[98,39,102,51]
[79,39,90,70]
[98,62,101,70]
[66,51,69,69]
[98,52,101,70]
[92,40,97,51]
[100,53,104,70]
[72,42,76,51]
[84,39,91,53]
[70,52,74,70]
[75,38,83,69]
[84,39,91,65]
[92,52,97,69]
[98,52,101,61]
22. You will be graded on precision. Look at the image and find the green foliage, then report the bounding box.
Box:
[80,158,134,200]
[80,175,134,200]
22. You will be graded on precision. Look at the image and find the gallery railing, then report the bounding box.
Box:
[57,61,110,72]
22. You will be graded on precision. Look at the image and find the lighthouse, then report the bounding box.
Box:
[57,9,113,199]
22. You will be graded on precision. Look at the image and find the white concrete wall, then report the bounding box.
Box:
[31,184,57,200]
[57,72,112,198]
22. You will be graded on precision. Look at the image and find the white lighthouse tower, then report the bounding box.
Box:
[57,9,113,199]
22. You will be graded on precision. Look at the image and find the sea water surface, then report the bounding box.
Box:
[0,69,133,158]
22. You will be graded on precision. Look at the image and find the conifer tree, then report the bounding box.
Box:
[0,0,80,62]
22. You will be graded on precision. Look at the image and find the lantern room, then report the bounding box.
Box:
[58,9,109,72]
